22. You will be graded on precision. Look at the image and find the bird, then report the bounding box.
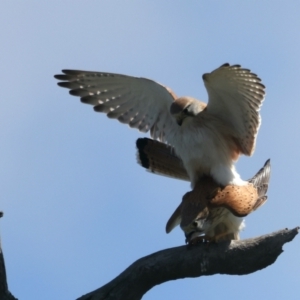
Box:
[54,63,265,188]
[167,159,271,243]
[136,138,270,243]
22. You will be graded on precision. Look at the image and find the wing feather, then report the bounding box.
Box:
[54,70,178,143]
[203,64,265,155]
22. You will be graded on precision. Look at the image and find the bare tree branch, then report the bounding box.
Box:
[77,227,299,300]
[0,212,18,300]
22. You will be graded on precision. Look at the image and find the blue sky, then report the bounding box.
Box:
[1,1,300,299]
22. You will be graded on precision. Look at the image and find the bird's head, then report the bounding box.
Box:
[170,97,206,126]
[180,207,209,243]
[182,214,210,244]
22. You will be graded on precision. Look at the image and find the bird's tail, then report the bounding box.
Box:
[208,159,271,217]
[248,159,271,211]
[136,138,190,181]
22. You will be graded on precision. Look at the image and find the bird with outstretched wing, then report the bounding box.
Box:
[136,138,270,243]
[55,63,265,188]
[55,64,268,243]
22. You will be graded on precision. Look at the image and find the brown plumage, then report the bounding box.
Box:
[136,137,271,242]
[166,159,271,243]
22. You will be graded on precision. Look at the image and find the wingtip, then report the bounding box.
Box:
[61,69,77,75]
[165,203,182,234]
[57,82,70,88]
[165,218,176,234]
[264,158,271,166]
[203,63,231,81]
[221,63,230,67]
[165,224,171,234]
[263,159,271,177]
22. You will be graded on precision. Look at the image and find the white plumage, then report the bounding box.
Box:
[55,63,265,187]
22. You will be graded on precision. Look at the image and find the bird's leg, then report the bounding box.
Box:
[187,236,205,246]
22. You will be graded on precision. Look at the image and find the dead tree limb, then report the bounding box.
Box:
[0,212,18,300]
[77,227,299,300]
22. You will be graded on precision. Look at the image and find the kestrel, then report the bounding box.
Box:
[137,138,270,242]
[54,63,265,188]
[169,159,270,243]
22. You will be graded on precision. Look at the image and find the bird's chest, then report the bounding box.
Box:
[171,125,229,173]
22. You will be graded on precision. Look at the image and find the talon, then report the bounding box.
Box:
[187,235,206,246]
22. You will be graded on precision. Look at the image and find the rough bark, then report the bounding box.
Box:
[0,212,298,300]
[77,227,299,300]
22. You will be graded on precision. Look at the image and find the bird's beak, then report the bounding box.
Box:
[185,231,195,244]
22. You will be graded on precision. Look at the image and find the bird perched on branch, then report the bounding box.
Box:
[137,138,271,243]
[54,63,265,188]
[168,160,271,243]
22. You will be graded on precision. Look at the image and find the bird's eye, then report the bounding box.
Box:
[192,221,198,227]
[183,104,191,115]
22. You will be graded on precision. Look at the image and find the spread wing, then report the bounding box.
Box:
[54,70,178,142]
[203,63,265,155]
